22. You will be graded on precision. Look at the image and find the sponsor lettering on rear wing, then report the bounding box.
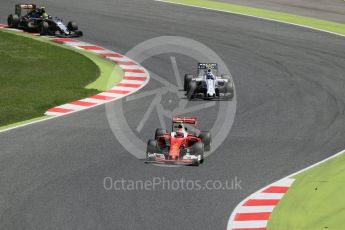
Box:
[15,4,36,16]
[172,116,197,125]
[18,4,36,9]
[198,63,218,70]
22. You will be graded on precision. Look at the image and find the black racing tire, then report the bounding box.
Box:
[155,128,167,140]
[198,131,211,151]
[26,21,36,32]
[40,21,49,35]
[221,74,231,80]
[184,74,194,91]
[146,139,158,157]
[191,160,200,166]
[67,21,78,31]
[191,142,204,164]
[215,88,220,97]
[225,82,234,100]
[221,74,234,100]
[187,81,197,100]
[75,30,83,37]
[8,14,19,28]
[55,30,62,37]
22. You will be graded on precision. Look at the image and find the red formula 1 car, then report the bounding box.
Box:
[145,116,211,166]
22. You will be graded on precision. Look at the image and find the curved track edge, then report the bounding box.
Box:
[156,0,345,37]
[228,149,345,230]
[45,38,149,116]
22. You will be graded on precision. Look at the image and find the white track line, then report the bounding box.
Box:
[155,0,345,38]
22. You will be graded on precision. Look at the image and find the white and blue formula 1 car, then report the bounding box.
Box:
[184,63,234,100]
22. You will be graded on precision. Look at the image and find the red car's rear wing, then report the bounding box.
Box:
[172,116,197,125]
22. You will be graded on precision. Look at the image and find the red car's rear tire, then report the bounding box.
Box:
[199,131,211,151]
[155,128,167,140]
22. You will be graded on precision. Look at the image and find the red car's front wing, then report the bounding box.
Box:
[145,157,199,166]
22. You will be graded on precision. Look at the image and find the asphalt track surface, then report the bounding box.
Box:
[219,0,345,23]
[1,0,345,229]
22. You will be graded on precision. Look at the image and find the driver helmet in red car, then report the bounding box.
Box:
[175,124,187,138]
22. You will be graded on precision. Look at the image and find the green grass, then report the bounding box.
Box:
[2,30,124,92]
[161,0,345,35]
[0,30,101,127]
[83,50,123,91]
[267,152,345,230]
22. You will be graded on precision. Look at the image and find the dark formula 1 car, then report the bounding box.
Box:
[184,63,234,100]
[39,17,83,37]
[145,116,211,166]
[7,4,83,37]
